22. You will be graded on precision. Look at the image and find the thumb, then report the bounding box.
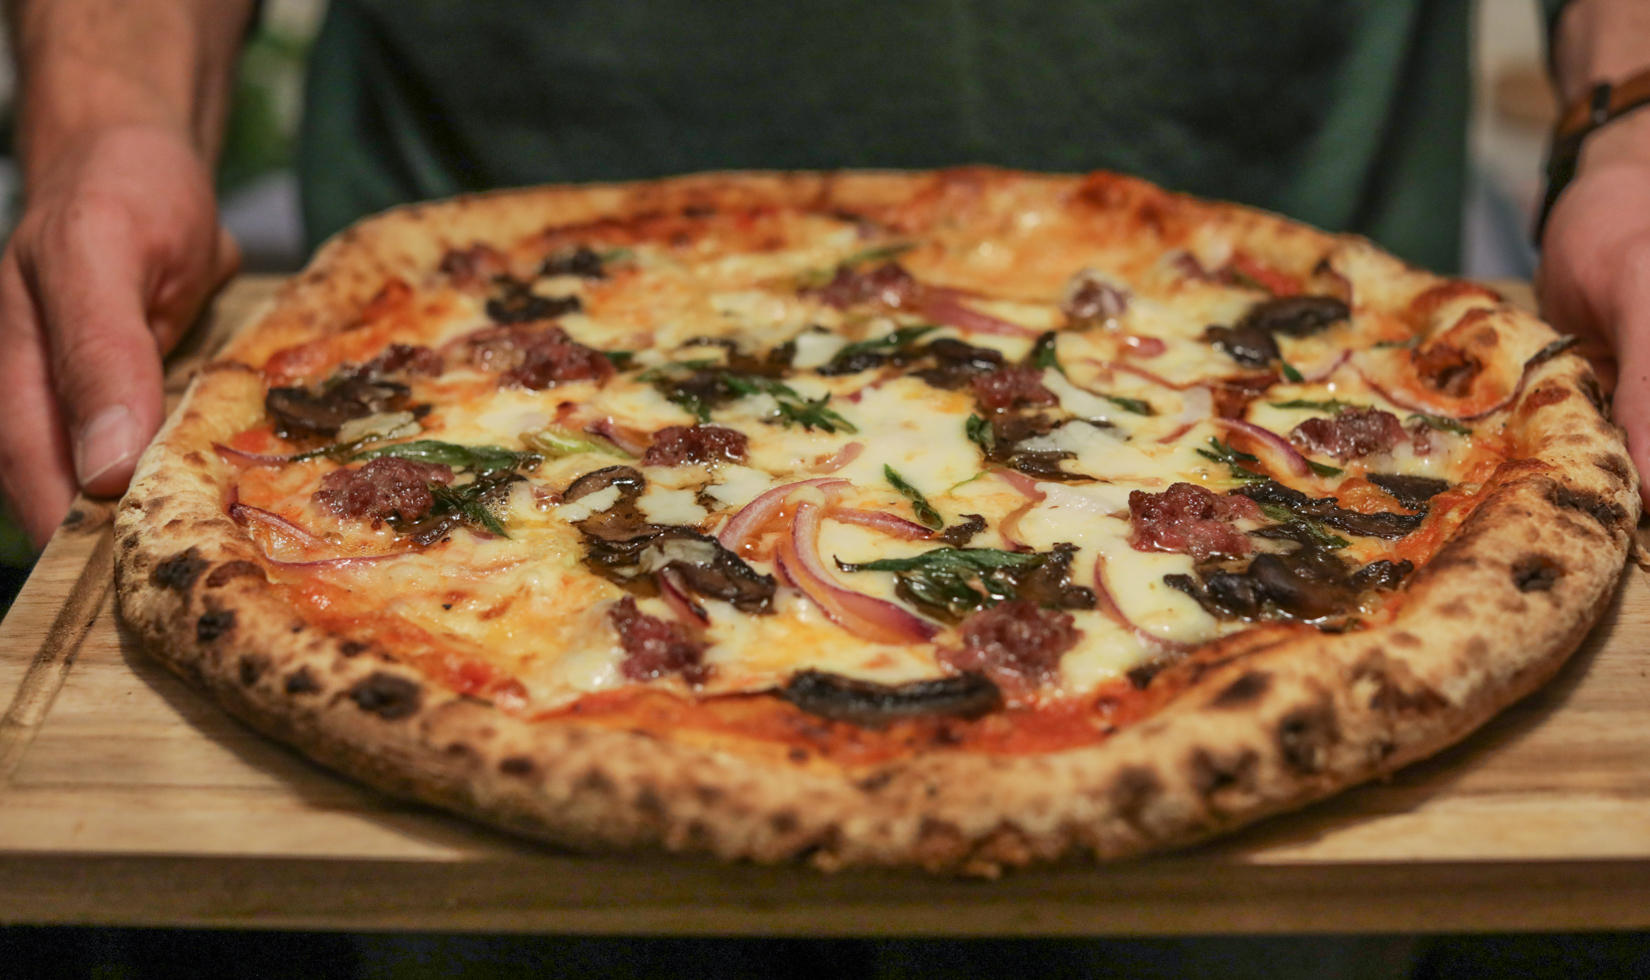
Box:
[26,203,167,499]
[1613,349,1650,511]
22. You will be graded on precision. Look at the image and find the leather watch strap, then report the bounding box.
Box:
[1535,67,1650,243]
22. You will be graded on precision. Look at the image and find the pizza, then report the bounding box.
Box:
[114,169,1638,874]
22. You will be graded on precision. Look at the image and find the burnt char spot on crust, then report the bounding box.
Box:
[152,549,209,592]
[347,672,423,720]
[1581,375,1608,415]
[1189,747,1259,802]
[339,640,369,658]
[238,654,268,687]
[1512,554,1563,592]
[633,786,667,821]
[1551,484,1628,529]
[1277,701,1339,774]
[499,756,535,777]
[1438,598,1472,619]
[1110,765,1163,827]
[577,768,617,796]
[1210,670,1271,708]
[284,667,320,695]
[205,560,262,588]
[196,609,236,643]
[1353,654,1448,715]
[1595,455,1634,487]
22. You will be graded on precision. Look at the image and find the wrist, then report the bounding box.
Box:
[17,74,200,190]
[9,0,254,190]
[1553,0,1650,103]
[1577,105,1650,172]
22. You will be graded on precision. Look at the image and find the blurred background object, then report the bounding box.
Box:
[1462,0,1555,281]
[216,0,328,271]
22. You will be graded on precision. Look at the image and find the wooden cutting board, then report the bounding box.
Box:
[2,277,1649,934]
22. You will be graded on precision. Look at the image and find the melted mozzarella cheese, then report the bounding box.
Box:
[243,200,1508,715]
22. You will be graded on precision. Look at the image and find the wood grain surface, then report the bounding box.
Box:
[2,277,1648,934]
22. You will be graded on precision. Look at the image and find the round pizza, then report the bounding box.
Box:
[115,169,1638,874]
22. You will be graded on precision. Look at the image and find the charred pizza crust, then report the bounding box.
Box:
[115,170,1638,873]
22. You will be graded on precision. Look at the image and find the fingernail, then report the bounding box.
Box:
[76,405,141,489]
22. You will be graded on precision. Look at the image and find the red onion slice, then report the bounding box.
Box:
[1093,555,1191,654]
[829,508,933,540]
[779,501,936,644]
[230,503,329,550]
[658,566,711,626]
[1169,385,1213,425]
[1299,349,1351,383]
[1215,418,1311,478]
[214,443,301,467]
[995,469,1046,552]
[717,477,850,552]
[1106,361,1195,391]
[1120,335,1167,358]
[920,293,1040,337]
[230,502,414,567]
[814,440,865,473]
[261,553,406,571]
[586,417,650,457]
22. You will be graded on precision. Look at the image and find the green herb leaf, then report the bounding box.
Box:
[839,242,917,267]
[842,547,1044,575]
[1101,394,1154,416]
[841,547,1050,619]
[1371,338,1417,350]
[1257,504,1349,549]
[1306,459,1345,478]
[521,426,633,460]
[1028,331,1063,374]
[1408,413,1471,437]
[429,481,509,537]
[349,440,541,474]
[884,465,944,530]
[828,324,939,366]
[774,391,856,433]
[635,358,719,384]
[965,413,996,453]
[1269,398,1362,412]
[1196,437,1266,482]
[727,376,857,433]
[1280,359,1304,383]
[602,350,636,370]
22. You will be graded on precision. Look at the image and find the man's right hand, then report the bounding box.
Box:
[0,123,238,547]
[0,0,252,548]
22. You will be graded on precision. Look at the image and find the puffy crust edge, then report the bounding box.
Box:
[116,169,1639,874]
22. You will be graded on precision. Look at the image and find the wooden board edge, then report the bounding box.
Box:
[3,855,1650,934]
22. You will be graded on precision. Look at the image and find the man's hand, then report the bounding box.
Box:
[1536,0,1650,507]
[1536,119,1650,507]
[0,0,252,547]
[0,125,238,546]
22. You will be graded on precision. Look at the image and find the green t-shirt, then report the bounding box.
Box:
[300,0,1480,272]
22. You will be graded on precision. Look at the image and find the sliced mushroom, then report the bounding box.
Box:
[779,670,1002,728]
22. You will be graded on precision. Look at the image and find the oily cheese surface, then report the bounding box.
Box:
[115,169,1638,872]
